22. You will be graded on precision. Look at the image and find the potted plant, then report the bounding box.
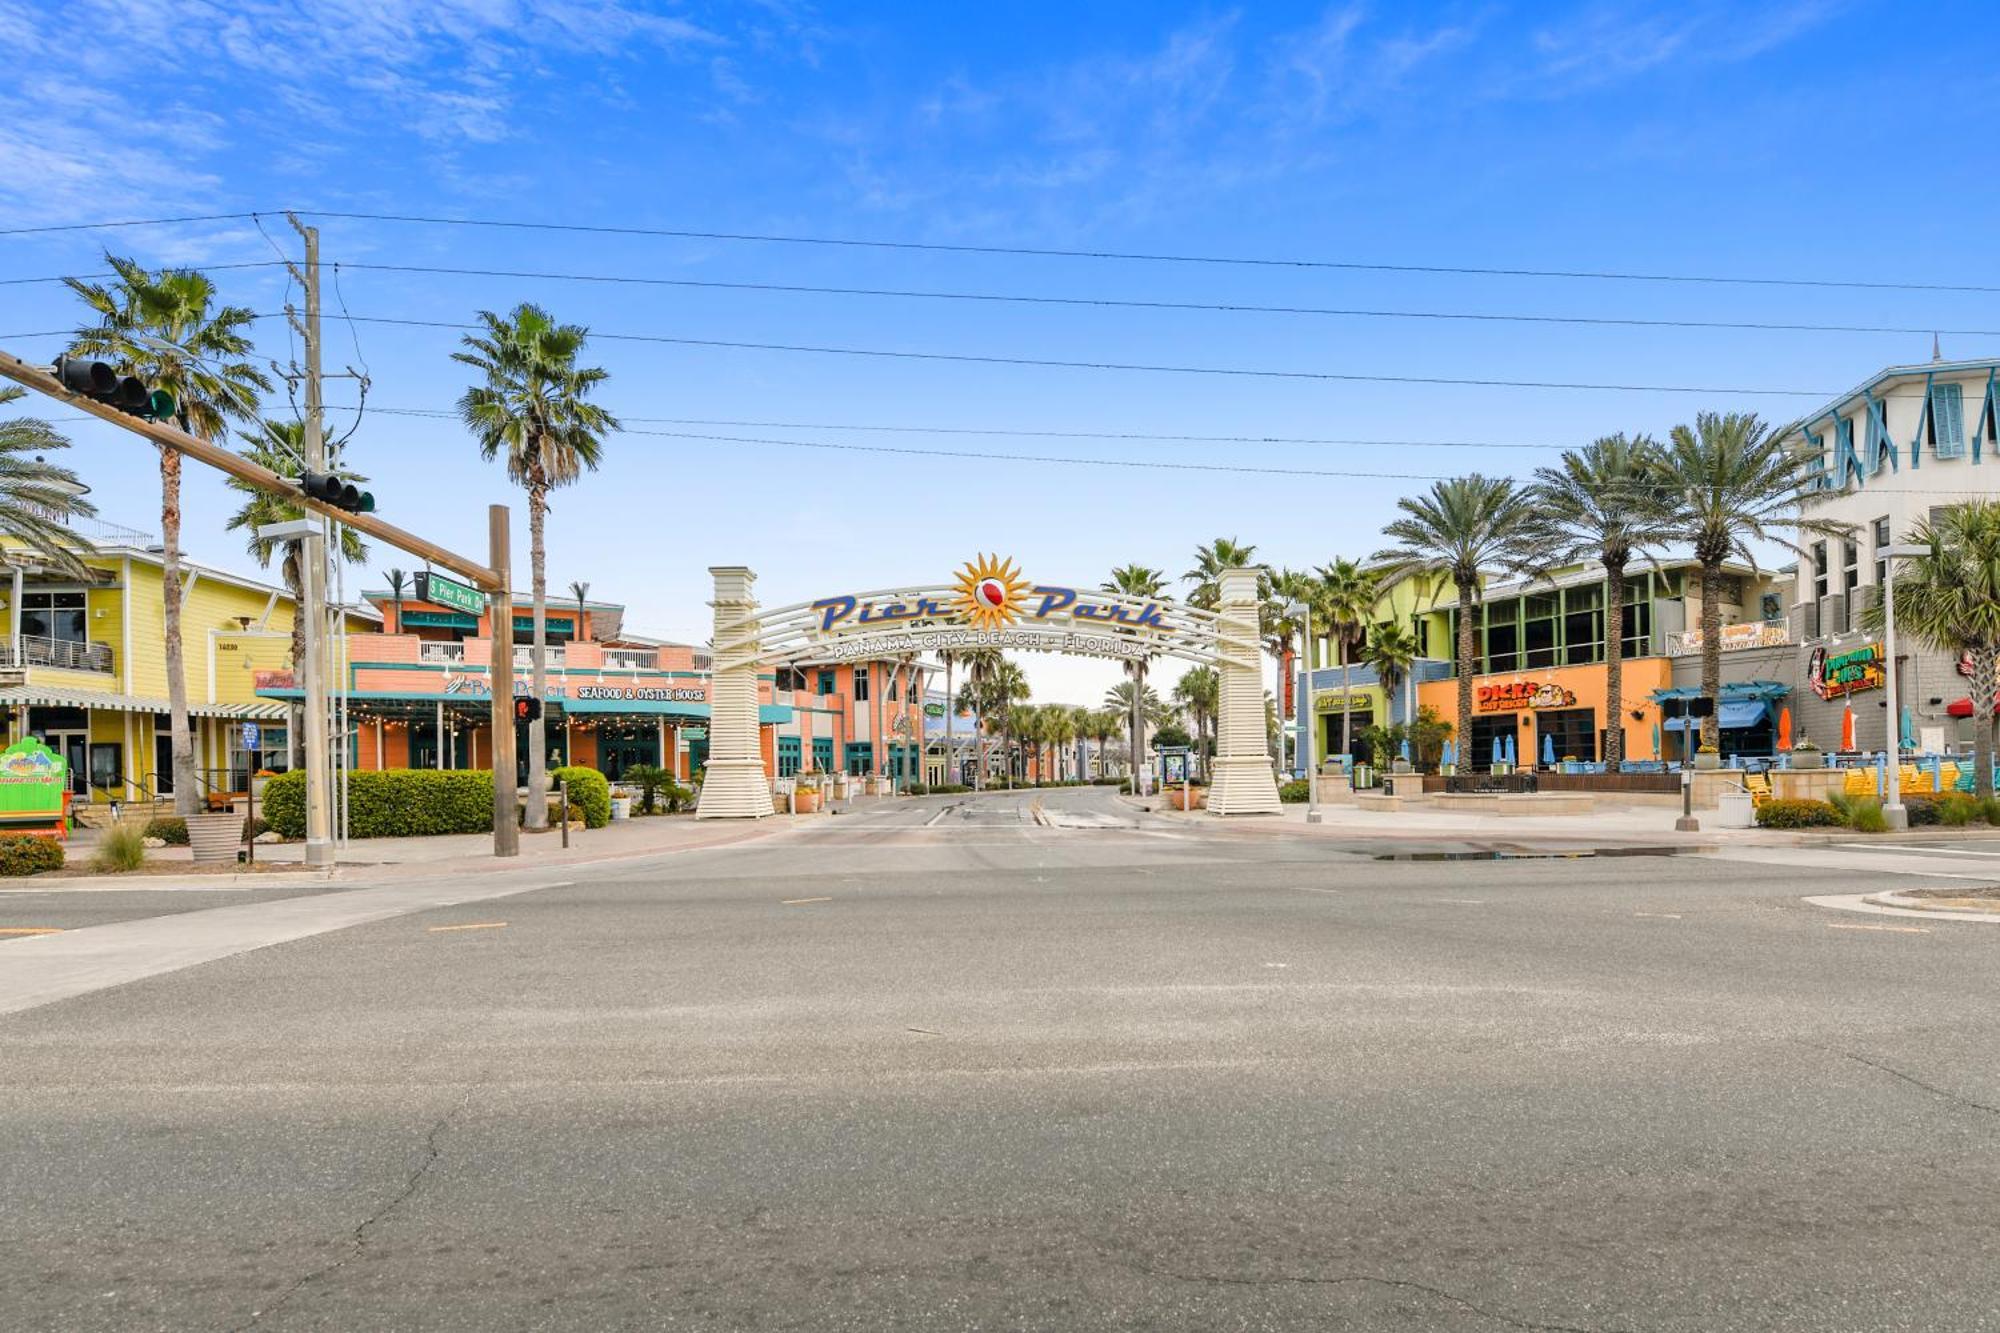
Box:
[1167,781,1206,811]
[1790,738,1824,770]
[793,771,822,815]
[186,805,244,863]
[1693,744,1722,771]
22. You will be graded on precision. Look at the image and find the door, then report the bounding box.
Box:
[60,734,87,796]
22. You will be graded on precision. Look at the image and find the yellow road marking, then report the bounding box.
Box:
[0,926,63,936]
[782,896,833,905]
[427,921,508,933]
[1827,922,1930,934]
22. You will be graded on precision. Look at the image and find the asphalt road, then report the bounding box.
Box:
[4,786,1997,1331]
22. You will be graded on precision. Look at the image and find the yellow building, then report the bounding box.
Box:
[0,520,376,805]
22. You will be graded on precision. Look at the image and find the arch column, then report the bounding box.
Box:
[695,566,772,819]
[1206,566,1282,815]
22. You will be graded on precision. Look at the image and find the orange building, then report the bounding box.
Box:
[1417,657,1674,769]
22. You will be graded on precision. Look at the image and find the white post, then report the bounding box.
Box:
[1883,553,1907,829]
[1302,600,1319,822]
[436,699,446,770]
[1207,567,1283,815]
[695,566,771,819]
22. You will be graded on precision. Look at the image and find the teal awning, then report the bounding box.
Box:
[1651,680,1789,703]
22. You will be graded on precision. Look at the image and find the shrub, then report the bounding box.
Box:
[1936,793,1983,827]
[1831,793,1889,834]
[1279,778,1311,803]
[143,815,189,846]
[623,764,675,815]
[1981,796,2000,827]
[93,821,147,872]
[0,834,64,875]
[260,769,496,839]
[551,766,611,828]
[1755,798,1843,829]
[1901,796,1941,827]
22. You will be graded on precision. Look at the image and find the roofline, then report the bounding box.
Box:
[1776,356,2000,436]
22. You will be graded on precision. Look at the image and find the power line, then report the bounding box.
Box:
[0,211,260,237]
[326,260,2000,339]
[0,260,285,286]
[337,313,1830,396]
[294,208,2000,296]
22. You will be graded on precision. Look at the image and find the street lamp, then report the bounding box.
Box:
[1285,601,1321,824]
[1881,542,1927,830]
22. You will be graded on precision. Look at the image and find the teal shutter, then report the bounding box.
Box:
[1933,382,1966,458]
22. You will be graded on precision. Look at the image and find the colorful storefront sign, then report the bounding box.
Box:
[1809,644,1884,699]
[1476,680,1579,712]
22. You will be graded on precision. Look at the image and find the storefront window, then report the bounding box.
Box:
[20,591,86,645]
[1563,585,1601,667]
[1534,708,1597,763]
[1486,615,1519,674]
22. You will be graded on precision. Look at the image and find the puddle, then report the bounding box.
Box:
[1370,846,1698,862]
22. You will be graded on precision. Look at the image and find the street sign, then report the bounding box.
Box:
[415,569,486,616]
[241,722,260,751]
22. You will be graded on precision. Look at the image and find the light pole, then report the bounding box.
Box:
[1881,542,1927,830]
[1286,600,1321,824]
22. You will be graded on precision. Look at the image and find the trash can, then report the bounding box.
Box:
[610,796,632,821]
[1716,789,1755,829]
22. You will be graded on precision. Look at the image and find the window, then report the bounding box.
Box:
[1622,600,1651,658]
[1410,615,1429,657]
[1485,612,1518,674]
[816,670,836,696]
[887,676,899,702]
[776,736,801,777]
[20,590,86,645]
[1535,708,1598,764]
[1523,593,1557,669]
[853,667,870,702]
[777,666,808,693]
[1562,585,1601,667]
[811,737,834,772]
[1811,543,1828,600]
[1931,381,1966,458]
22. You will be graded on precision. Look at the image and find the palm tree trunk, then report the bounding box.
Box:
[1133,661,1147,793]
[1603,556,1626,765]
[284,545,306,676]
[1973,645,1997,800]
[524,484,549,830]
[943,659,954,787]
[1700,560,1723,753]
[1456,579,1476,768]
[160,449,198,816]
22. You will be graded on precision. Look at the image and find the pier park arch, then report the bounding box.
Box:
[694,557,1281,819]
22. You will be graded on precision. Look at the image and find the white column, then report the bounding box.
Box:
[1207,566,1283,815]
[695,566,771,819]
[436,699,446,771]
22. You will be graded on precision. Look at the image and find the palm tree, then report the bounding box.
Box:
[984,659,1030,784]
[67,256,270,815]
[1045,705,1078,782]
[1104,563,1171,793]
[454,303,620,828]
[1263,567,1316,772]
[1315,558,1380,765]
[384,567,408,634]
[224,419,368,672]
[1173,666,1219,779]
[1375,475,1544,760]
[0,387,99,578]
[1184,537,1259,611]
[956,648,1002,789]
[1864,502,2000,798]
[1529,434,1673,764]
[1362,622,1420,761]
[1654,412,1848,751]
[569,580,591,644]
[1085,707,1120,778]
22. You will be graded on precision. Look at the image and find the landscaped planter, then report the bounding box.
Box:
[1693,752,1721,771]
[1790,751,1824,770]
[186,809,242,864]
[1167,786,1207,811]
[793,787,822,814]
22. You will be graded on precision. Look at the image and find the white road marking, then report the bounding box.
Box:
[427,921,507,933]
[1827,922,1931,934]
[1634,912,1682,919]
[1833,843,2000,858]
[781,896,833,905]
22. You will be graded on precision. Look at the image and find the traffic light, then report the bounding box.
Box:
[514,696,542,724]
[298,470,376,515]
[53,356,175,421]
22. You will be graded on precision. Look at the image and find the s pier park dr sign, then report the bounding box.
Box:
[807,555,1181,663]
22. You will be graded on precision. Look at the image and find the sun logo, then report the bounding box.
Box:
[951,554,1031,630]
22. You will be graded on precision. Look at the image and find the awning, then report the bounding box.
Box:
[1947,697,2000,718]
[0,686,287,719]
[1651,680,1790,704]
[257,687,792,727]
[1664,700,1770,731]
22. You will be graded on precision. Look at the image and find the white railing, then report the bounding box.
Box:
[603,648,659,669]
[419,641,467,663]
[514,647,565,669]
[0,635,114,673]
[1668,619,1790,656]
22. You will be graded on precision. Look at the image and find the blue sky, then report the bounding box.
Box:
[3,0,1997,704]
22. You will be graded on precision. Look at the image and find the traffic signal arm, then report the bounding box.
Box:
[0,348,497,592]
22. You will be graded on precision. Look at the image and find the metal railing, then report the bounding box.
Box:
[419,641,467,663]
[603,648,659,669]
[514,646,565,669]
[1666,619,1790,656]
[0,634,114,673]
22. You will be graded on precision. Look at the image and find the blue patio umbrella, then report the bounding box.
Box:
[1491,736,1503,766]
[1651,722,1661,758]
[1504,733,1517,766]
[1901,707,1915,749]
[1541,733,1555,766]
[1399,737,1412,763]
[1442,740,1455,766]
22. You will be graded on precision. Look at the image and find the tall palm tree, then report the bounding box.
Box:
[1173,666,1219,779]
[1654,412,1848,751]
[1315,558,1380,765]
[1530,434,1674,765]
[1184,537,1262,611]
[956,647,1002,790]
[1046,705,1078,782]
[1375,475,1544,759]
[454,303,620,828]
[1104,563,1171,793]
[0,387,99,578]
[984,659,1030,784]
[569,580,591,644]
[224,419,368,672]
[67,255,270,814]
[383,567,408,634]
[1363,622,1420,759]
[1263,567,1316,772]
[1863,502,2000,798]
[937,646,966,788]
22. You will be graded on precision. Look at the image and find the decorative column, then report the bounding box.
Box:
[695,566,771,819]
[1207,566,1283,815]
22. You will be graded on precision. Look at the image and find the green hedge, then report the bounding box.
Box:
[551,766,610,828]
[261,769,496,839]
[143,815,189,845]
[1754,798,1843,829]
[0,834,64,875]
[1279,778,1311,803]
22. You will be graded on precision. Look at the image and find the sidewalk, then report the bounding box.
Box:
[1127,793,1782,847]
[50,812,803,889]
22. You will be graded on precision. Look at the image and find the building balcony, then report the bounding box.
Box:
[0,634,114,674]
[1667,620,1790,657]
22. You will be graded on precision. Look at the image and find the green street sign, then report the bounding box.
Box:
[416,570,485,616]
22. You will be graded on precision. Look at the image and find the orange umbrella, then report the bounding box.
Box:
[1841,705,1855,752]
[1777,706,1793,752]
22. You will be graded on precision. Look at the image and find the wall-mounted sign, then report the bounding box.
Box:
[1476,681,1578,712]
[1312,690,1373,714]
[414,570,485,617]
[0,737,65,821]
[574,685,703,702]
[1810,643,1883,699]
[442,673,563,699]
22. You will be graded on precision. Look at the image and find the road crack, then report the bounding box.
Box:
[1121,1261,1631,1332]
[1794,1040,2000,1119]
[233,1092,469,1330]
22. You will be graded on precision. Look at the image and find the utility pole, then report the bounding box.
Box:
[286,213,335,868]
[490,505,518,854]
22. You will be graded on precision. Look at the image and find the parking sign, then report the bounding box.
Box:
[241,722,260,751]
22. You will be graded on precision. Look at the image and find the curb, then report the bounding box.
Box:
[1805,891,2000,924]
